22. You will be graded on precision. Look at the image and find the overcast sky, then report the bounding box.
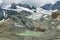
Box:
[0,0,60,7]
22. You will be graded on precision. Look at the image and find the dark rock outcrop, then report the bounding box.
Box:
[41,4,52,10]
[52,1,60,10]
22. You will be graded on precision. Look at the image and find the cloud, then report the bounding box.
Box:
[1,0,60,7]
[0,0,2,4]
[2,0,22,4]
[21,0,59,7]
[0,0,2,5]
[40,0,56,4]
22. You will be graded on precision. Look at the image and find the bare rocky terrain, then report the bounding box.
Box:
[0,10,60,40]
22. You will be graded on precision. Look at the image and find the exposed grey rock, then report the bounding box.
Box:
[0,8,60,40]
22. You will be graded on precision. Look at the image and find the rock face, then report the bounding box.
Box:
[51,1,60,10]
[10,3,17,9]
[41,4,52,10]
[51,11,60,30]
[41,1,60,10]
[51,11,60,19]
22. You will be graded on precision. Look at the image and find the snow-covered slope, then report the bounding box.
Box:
[0,1,47,20]
[0,3,54,21]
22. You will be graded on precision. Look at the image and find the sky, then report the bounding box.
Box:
[0,0,60,7]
